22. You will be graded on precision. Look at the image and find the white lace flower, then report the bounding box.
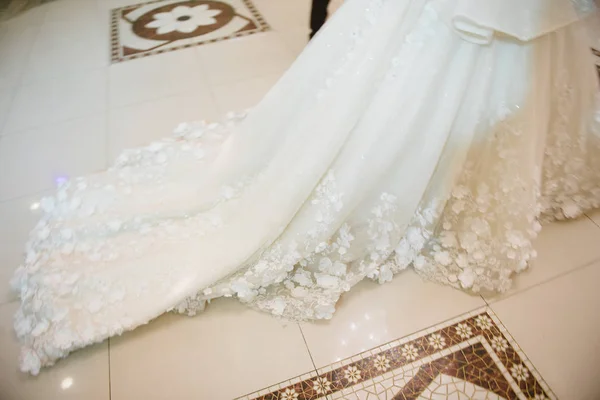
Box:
[145,5,222,35]
[281,387,299,400]
[312,377,331,394]
[510,363,530,382]
[428,333,446,350]
[433,250,452,266]
[456,323,473,339]
[458,268,475,288]
[373,354,391,371]
[378,263,393,283]
[401,344,419,361]
[490,336,509,352]
[344,365,362,383]
[475,315,493,330]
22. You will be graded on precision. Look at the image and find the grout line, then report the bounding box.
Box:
[108,338,113,400]
[194,49,223,117]
[0,111,101,137]
[297,322,319,372]
[234,322,321,399]
[484,256,600,306]
[479,294,490,306]
[0,187,51,206]
[585,213,600,229]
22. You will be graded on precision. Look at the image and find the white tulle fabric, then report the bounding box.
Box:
[12,0,600,374]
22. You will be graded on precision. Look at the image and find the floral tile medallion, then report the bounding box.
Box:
[237,308,555,400]
[110,0,270,63]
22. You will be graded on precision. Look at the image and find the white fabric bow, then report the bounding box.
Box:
[449,0,592,44]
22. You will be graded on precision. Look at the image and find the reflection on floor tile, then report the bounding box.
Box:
[239,308,554,400]
[109,299,315,400]
[0,302,110,400]
[111,0,270,63]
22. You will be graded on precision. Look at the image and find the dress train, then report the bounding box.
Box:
[11,0,600,374]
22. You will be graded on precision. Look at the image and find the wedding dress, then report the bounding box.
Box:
[11,0,600,374]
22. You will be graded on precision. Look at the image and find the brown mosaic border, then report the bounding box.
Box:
[237,307,555,400]
[110,0,270,63]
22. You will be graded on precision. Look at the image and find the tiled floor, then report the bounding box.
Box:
[243,309,556,400]
[0,1,599,399]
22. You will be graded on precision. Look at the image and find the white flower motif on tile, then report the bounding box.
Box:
[344,365,362,383]
[475,315,493,330]
[428,333,446,350]
[490,336,509,353]
[401,343,420,361]
[145,5,222,35]
[312,377,331,394]
[281,387,299,400]
[373,354,391,371]
[456,323,473,339]
[510,363,530,382]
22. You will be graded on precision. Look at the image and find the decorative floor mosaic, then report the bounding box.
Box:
[110,0,270,63]
[238,308,555,400]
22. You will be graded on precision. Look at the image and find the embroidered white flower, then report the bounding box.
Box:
[312,377,331,394]
[281,387,299,400]
[145,5,222,35]
[344,365,362,383]
[373,354,391,371]
[456,323,473,339]
[428,333,446,350]
[475,315,493,330]
[490,336,509,352]
[401,343,419,361]
[510,363,530,382]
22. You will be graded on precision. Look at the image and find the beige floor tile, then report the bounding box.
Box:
[21,3,108,83]
[484,217,600,302]
[109,48,208,108]
[300,270,485,368]
[252,0,311,33]
[212,72,282,113]
[42,0,102,23]
[197,32,295,86]
[107,91,218,161]
[491,262,600,400]
[0,114,107,201]
[0,302,109,400]
[97,0,147,11]
[3,69,107,134]
[0,25,39,90]
[109,298,315,400]
[278,29,310,58]
[0,193,49,304]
